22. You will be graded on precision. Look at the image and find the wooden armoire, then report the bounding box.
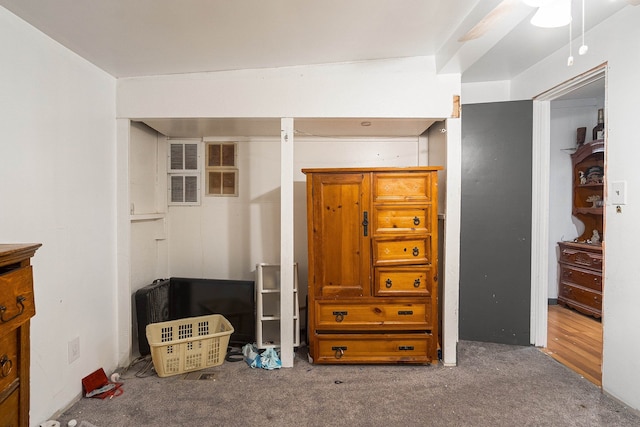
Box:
[303,167,440,364]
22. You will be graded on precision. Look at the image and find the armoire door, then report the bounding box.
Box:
[307,172,371,298]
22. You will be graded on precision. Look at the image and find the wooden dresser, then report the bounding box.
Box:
[558,241,602,318]
[0,244,41,427]
[303,167,440,364]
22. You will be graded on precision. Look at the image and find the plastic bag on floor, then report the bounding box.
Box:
[242,343,261,368]
[242,344,282,370]
[260,348,282,370]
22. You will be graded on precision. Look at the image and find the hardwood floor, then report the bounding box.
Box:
[542,304,603,386]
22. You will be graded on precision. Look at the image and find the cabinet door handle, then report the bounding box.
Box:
[399,346,414,351]
[413,278,421,288]
[0,355,12,377]
[0,295,26,323]
[362,211,368,236]
[413,216,420,226]
[412,247,419,257]
[385,278,393,288]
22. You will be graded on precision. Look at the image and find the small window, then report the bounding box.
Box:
[168,142,201,205]
[206,142,238,196]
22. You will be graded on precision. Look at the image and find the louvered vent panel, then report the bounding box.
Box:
[171,176,184,203]
[185,176,198,203]
[170,144,184,170]
[184,144,198,170]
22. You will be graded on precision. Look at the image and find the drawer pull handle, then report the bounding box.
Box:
[332,346,347,359]
[399,346,414,351]
[333,311,347,322]
[385,278,393,288]
[413,216,420,226]
[0,354,12,377]
[0,295,27,323]
[398,310,413,315]
[412,247,419,257]
[413,278,421,288]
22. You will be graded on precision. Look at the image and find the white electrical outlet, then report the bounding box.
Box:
[68,337,80,363]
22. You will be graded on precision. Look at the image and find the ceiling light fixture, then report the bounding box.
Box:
[567,18,574,66]
[578,0,588,55]
[530,0,572,28]
[523,0,553,7]
[524,0,589,66]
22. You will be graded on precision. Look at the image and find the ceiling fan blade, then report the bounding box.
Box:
[458,0,518,42]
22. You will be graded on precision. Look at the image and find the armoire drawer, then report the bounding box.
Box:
[0,266,35,334]
[372,206,431,235]
[373,237,431,266]
[315,300,430,330]
[314,333,432,364]
[374,266,431,297]
[559,264,602,292]
[373,173,433,202]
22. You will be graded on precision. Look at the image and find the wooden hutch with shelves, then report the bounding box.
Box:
[558,140,604,318]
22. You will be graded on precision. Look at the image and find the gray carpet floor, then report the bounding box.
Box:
[54,341,640,427]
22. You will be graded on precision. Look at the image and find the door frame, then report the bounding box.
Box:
[530,63,607,347]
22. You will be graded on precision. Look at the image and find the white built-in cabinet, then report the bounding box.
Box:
[255,263,300,349]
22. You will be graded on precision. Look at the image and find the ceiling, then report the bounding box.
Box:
[0,0,626,137]
[141,117,438,139]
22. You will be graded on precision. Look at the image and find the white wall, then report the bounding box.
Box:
[0,7,117,425]
[548,98,603,299]
[117,56,459,119]
[128,122,169,354]
[461,80,511,105]
[129,122,169,288]
[510,6,640,410]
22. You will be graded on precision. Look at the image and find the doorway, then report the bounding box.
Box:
[531,64,606,385]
